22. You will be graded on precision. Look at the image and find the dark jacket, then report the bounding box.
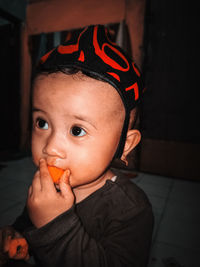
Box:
[13,175,154,267]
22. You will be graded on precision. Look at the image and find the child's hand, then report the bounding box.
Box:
[27,159,74,228]
[0,226,29,265]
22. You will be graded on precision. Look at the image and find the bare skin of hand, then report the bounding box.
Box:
[0,226,29,265]
[27,159,74,228]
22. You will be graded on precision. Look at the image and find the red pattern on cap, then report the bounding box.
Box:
[57,27,88,55]
[125,82,139,100]
[93,26,130,72]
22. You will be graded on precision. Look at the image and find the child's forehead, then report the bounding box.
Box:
[33,72,125,116]
[35,72,121,98]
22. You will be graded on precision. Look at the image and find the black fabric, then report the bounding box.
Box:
[115,112,130,159]
[13,175,154,267]
[37,24,144,158]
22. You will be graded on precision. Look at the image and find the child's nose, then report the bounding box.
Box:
[42,132,66,159]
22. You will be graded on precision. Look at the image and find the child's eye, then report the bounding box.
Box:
[70,126,86,137]
[36,118,49,130]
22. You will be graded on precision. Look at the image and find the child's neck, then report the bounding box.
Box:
[73,169,114,204]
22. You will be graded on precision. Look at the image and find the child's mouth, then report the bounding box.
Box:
[47,165,65,184]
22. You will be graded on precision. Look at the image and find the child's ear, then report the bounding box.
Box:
[121,129,141,165]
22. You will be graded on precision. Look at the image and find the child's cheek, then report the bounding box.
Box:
[32,155,39,167]
[31,137,41,167]
[31,150,39,167]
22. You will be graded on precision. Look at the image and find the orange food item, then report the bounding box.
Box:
[8,238,29,259]
[48,165,65,183]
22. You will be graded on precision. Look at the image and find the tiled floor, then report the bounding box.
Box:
[0,157,200,267]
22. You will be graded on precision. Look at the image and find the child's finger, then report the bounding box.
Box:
[31,170,41,193]
[59,170,74,200]
[39,159,56,192]
[3,235,11,253]
[2,227,15,252]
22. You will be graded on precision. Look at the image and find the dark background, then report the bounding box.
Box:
[141,0,199,143]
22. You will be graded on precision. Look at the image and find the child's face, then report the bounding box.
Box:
[31,72,125,189]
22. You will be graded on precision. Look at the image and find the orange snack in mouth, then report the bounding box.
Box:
[48,165,65,183]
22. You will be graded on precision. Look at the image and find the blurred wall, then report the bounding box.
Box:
[139,0,199,180]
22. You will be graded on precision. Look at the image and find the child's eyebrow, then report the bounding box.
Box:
[32,107,45,113]
[73,115,97,129]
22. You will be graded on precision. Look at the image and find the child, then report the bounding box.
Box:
[0,24,153,266]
